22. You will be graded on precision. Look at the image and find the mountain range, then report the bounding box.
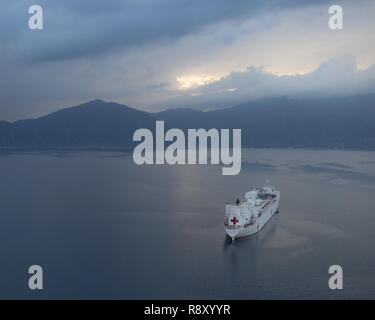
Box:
[1,94,375,150]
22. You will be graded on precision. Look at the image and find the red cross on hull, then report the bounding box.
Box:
[230,216,239,225]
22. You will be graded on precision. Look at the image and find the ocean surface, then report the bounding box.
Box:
[0,149,375,299]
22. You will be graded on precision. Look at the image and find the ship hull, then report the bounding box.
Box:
[225,194,279,240]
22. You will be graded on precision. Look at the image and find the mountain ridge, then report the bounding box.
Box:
[1,94,375,150]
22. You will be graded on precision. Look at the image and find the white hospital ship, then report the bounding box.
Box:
[224,184,280,241]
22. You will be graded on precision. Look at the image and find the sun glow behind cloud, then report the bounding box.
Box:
[176,75,222,90]
[263,66,315,77]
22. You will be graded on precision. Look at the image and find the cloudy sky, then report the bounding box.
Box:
[0,0,374,120]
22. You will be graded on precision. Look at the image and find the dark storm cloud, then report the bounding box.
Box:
[3,0,331,62]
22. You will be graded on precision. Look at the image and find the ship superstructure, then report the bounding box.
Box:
[224,184,280,240]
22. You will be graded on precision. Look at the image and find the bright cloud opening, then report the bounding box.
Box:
[176,75,222,90]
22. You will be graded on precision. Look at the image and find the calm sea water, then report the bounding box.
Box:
[0,149,375,299]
